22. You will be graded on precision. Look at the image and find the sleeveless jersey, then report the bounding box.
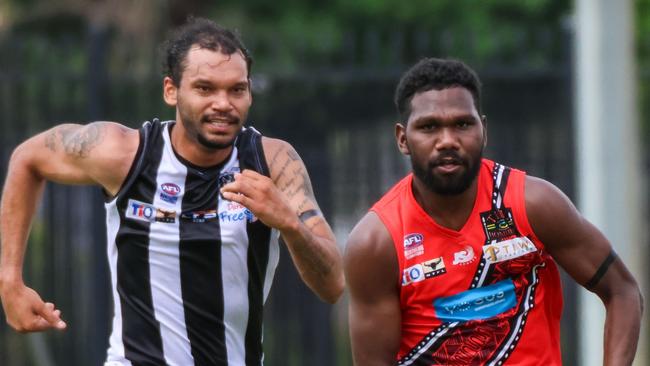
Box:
[371,159,563,365]
[104,120,280,366]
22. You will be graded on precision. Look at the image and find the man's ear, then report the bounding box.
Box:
[481,114,488,148]
[396,123,410,155]
[163,76,178,107]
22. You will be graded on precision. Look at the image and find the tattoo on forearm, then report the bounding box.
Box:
[295,237,333,278]
[585,250,617,289]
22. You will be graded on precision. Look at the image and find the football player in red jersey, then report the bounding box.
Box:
[345,58,643,366]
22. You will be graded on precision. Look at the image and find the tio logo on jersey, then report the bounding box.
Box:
[126,199,176,223]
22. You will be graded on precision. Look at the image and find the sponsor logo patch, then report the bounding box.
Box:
[159,183,181,203]
[403,233,424,259]
[480,208,517,241]
[126,199,176,223]
[402,264,425,286]
[453,245,476,265]
[402,256,446,286]
[218,209,257,223]
[422,257,447,278]
[218,169,239,199]
[434,279,517,322]
[180,210,218,223]
[482,236,537,264]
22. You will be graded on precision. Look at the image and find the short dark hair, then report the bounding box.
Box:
[162,17,253,86]
[394,58,482,121]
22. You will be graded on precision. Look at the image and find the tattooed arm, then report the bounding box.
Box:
[0,122,138,333]
[220,137,344,303]
[525,176,643,365]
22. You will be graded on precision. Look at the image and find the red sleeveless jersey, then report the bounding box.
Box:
[371,159,563,365]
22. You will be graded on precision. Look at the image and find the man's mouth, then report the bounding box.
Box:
[201,115,239,134]
[202,114,238,125]
[432,156,464,174]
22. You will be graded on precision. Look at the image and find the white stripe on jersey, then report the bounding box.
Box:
[264,231,280,301]
[105,204,132,366]
[148,128,192,365]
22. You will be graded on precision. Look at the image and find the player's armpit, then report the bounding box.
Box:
[345,212,401,366]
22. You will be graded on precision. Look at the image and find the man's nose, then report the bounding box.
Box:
[211,91,232,111]
[435,127,459,150]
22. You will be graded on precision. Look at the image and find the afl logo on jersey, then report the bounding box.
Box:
[160,183,181,204]
[403,233,424,259]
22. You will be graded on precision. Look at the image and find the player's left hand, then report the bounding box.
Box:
[220,170,298,230]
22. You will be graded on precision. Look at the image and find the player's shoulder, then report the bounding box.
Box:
[346,212,393,259]
[524,175,571,211]
[101,121,139,139]
[88,121,140,155]
[344,211,398,289]
[524,174,580,239]
[260,136,303,173]
[261,136,294,153]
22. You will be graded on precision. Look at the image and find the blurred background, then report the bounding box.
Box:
[0,0,647,365]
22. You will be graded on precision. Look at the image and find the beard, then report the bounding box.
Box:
[178,105,242,150]
[196,129,238,149]
[411,147,483,196]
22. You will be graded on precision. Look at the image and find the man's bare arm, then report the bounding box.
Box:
[345,212,401,365]
[220,138,344,303]
[526,176,643,366]
[0,122,138,332]
[265,139,344,302]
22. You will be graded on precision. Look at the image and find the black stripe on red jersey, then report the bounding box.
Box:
[116,120,166,365]
[238,128,272,366]
[490,163,511,211]
[179,164,228,365]
[473,164,519,289]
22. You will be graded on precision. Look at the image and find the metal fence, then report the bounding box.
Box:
[0,25,645,365]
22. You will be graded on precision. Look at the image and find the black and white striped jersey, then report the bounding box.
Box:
[104,120,280,366]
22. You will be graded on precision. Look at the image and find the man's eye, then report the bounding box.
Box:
[232,86,248,94]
